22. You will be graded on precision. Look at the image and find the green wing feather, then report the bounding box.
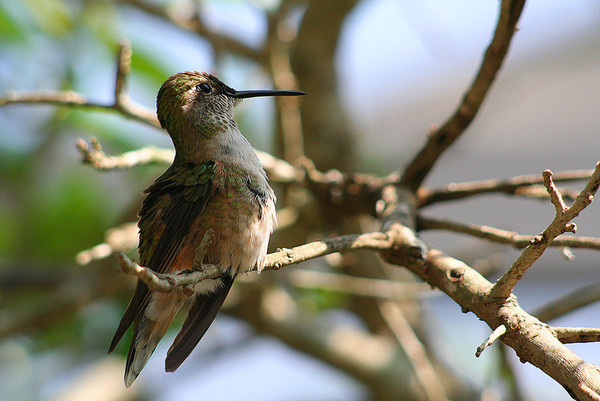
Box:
[109,161,215,353]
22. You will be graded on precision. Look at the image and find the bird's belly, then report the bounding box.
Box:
[174,189,274,278]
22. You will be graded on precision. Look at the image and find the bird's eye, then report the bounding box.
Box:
[197,83,212,94]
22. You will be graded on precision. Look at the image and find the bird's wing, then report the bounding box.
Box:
[109,161,216,353]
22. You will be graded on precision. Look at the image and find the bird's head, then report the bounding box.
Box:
[157,71,305,139]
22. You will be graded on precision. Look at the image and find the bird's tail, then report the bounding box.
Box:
[165,275,235,372]
[124,293,184,387]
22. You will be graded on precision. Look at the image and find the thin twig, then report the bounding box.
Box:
[114,40,132,103]
[491,163,600,298]
[544,169,569,215]
[533,282,600,322]
[379,165,600,398]
[476,325,507,357]
[0,90,156,126]
[76,135,308,184]
[553,327,600,344]
[76,222,139,265]
[77,138,174,170]
[120,0,265,63]
[418,215,600,251]
[0,42,159,128]
[401,0,526,191]
[378,300,450,401]
[418,169,593,207]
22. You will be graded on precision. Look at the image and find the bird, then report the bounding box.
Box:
[108,71,305,387]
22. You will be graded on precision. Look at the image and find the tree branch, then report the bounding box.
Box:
[418,168,593,207]
[119,0,265,63]
[382,237,600,400]
[378,300,450,401]
[491,163,600,298]
[476,324,507,357]
[76,222,138,265]
[401,0,526,191]
[554,327,600,344]
[418,215,600,251]
[77,138,174,170]
[533,282,600,322]
[115,231,397,294]
[0,42,159,128]
[377,166,600,399]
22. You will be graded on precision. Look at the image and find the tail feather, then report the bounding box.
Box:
[124,319,158,387]
[123,292,185,387]
[109,282,151,354]
[123,317,166,387]
[165,275,235,372]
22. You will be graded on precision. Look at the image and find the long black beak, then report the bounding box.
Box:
[228,89,306,99]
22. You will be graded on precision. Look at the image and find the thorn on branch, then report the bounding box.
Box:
[476,324,507,357]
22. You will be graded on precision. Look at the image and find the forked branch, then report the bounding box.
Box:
[0,42,159,127]
[491,163,600,298]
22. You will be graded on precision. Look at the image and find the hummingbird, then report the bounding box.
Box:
[108,71,305,387]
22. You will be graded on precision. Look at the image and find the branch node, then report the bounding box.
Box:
[530,234,544,245]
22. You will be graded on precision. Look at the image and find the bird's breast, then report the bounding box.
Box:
[177,162,275,276]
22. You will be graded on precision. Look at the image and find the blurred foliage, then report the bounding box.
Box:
[0,0,155,370]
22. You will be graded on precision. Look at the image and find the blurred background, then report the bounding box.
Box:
[1,0,600,400]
